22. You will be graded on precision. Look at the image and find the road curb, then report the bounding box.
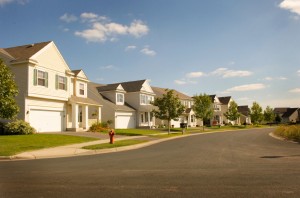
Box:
[269,132,300,144]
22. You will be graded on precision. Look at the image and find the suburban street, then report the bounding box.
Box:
[1,128,300,198]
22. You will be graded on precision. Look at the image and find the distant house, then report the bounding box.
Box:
[209,95,223,126]
[152,87,201,128]
[238,106,251,125]
[219,96,234,125]
[274,108,300,123]
[91,80,156,129]
[0,41,102,132]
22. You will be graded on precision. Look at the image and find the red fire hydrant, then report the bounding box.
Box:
[109,129,115,144]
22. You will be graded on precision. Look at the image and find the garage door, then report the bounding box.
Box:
[116,114,135,129]
[29,110,64,132]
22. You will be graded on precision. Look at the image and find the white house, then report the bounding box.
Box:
[0,41,102,132]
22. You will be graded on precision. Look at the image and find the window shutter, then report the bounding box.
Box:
[64,77,67,91]
[33,69,37,85]
[55,75,58,89]
[45,72,48,87]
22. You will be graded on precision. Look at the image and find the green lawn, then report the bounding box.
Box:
[83,139,148,150]
[0,134,98,156]
[114,128,163,136]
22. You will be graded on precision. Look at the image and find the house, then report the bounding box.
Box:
[219,96,234,125]
[238,105,251,125]
[275,108,300,123]
[0,41,102,132]
[209,95,223,126]
[91,80,156,129]
[152,87,201,128]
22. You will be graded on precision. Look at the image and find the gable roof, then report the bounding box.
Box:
[2,41,51,63]
[274,108,289,115]
[218,96,231,105]
[238,105,250,116]
[282,108,299,118]
[152,86,191,100]
[88,82,135,112]
[120,79,147,92]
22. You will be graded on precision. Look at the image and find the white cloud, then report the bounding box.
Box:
[211,68,253,78]
[289,88,300,93]
[75,12,149,43]
[226,83,266,92]
[60,13,77,23]
[186,72,205,78]
[279,76,287,80]
[125,45,137,51]
[297,70,300,76]
[100,65,117,70]
[140,47,156,56]
[264,77,273,81]
[174,80,187,85]
[279,0,300,15]
[0,0,28,6]
[128,20,149,37]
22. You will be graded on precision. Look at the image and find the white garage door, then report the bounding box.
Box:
[116,114,135,129]
[29,110,64,132]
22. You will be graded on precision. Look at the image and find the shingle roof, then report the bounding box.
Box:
[97,83,122,92]
[238,105,250,116]
[274,108,289,115]
[218,96,231,105]
[282,108,299,118]
[88,82,135,112]
[72,70,82,76]
[120,80,147,92]
[209,95,216,103]
[69,95,102,106]
[2,41,51,62]
[152,86,191,100]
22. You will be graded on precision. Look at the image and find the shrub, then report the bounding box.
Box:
[89,122,110,132]
[0,122,5,135]
[274,125,300,142]
[4,120,36,135]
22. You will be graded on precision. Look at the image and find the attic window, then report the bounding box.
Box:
[79,83,85,95]
[116,93,124,104]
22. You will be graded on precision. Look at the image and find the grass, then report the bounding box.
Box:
[114,128,163,136]
[0,134,98,156]
[83,139,148,150]
[274,125,300,142]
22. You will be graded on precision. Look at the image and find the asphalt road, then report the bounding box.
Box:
[1,128,300,198]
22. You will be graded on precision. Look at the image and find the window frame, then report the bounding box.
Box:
[79,83,85,95]
[116,93,124,104]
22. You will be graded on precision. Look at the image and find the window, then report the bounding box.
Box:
[140,94,146,104]
[145,112,149,122]
[141,94,153,104]
[117,93,124,103]
[141,113,144,123]
[34,69,48,87]
[56,75,67,90]
[191,115,195,122]
[79,83,85,95]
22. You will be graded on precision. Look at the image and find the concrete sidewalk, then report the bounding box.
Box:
[9,135,156,160]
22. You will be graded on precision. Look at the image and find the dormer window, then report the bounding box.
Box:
[116,93,124,104]
[141,94,153,105]
[79,83,85,95]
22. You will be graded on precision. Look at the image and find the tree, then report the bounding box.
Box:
[193,94,214,131]
[250,102,263,125]
[224,100,240,124]
[152,89,185,134]
[0,59,19,119]
[263,106,275,124]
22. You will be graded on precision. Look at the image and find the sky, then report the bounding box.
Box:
[1,0,300,109]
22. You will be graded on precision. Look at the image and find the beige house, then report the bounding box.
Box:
[209,95,223,126]
[90,80,156,129]
[152,87,201,128]
[0,41,102,132]
[238,105,251,125]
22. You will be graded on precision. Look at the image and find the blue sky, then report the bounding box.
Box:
[1,0,300,108]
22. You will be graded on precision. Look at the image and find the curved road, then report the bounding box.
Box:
[1,128,300,197]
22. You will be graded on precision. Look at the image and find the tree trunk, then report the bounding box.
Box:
[168,119,170,135]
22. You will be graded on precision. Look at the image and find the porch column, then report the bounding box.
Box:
[82,105,89,130]
[98,107,102,123]
[148,112,151,127]
[72,103,78,130]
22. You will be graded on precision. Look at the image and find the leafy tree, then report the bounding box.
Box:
[193,94,214,131]
[250,102,263,125]
[224,100,240,124]
[0,59,19,119]
[263,106,275,124]
[152,89,185,134]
